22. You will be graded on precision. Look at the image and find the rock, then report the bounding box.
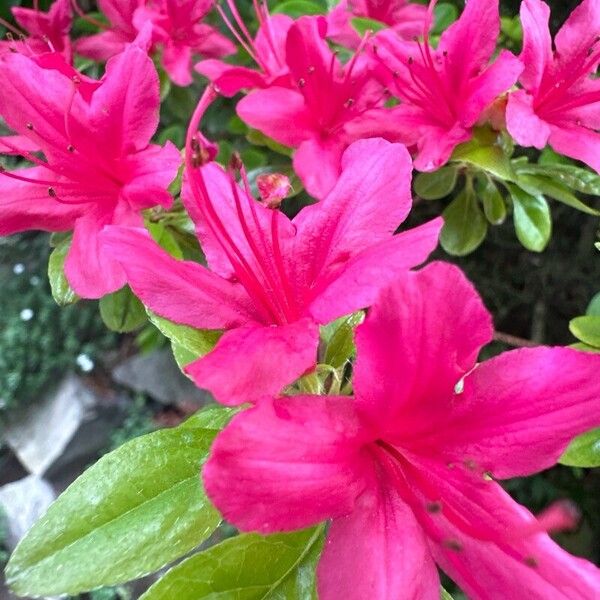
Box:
[112,349,209,406]
[0,475,55,551]
[4,375,122,478]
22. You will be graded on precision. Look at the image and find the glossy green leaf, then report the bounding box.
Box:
[476,177,506,225]
[560,427,600,467]
[48,237,79,306]
[519,163,600,196]
[414,166,458,200]
[147,311,222,367]
[507,183,552,252]
[433,3,458,34]
[181,405,238,430]
[515,172,599,216]
[351,16,387,35]
[99,286,147,332]
[586,292,600,317]
[6,422,224,596]
[440,186,488,256]
[147,222,184,259]
[324,312,364,368]
[272,0,325,18]
[569,316,600,348]
[140,526,325,600]
[453,141,515,182]
[441,587,455,600]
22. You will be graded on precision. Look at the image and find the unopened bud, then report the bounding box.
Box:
[257,173,292,209]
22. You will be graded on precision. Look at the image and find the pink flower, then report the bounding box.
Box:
[373,0,522,171]
[204,262,600,600]
[236,16,402,198]
[101,87,442,406]
[0,40,181,299]
[0,0,72,60]
[328,0,428,49]
[76,0,235,86]
[506,0,600,173]
[195,0,294,97]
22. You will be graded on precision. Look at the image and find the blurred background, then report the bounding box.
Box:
[0,0,597,598]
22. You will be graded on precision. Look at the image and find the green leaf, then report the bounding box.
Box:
[246,128,294,157]
[440,186,488,256]
[477,177,506,225]
[569,316,600,348]
[560,427,600,467]
[324,312,364,368]
[182,405,238,430]
[500,15,522,42]
[6,422,224,596]
[147,311,222,368]
[272,0,325,18]
[241,147,268,171]
[515,173,600,216]
[48,237,79,306]
[441,587,455,600]
[520,163,600,196]
[147,222,184,259]
[99,286,147,332]
[351,16,387,36]
[414,166,458,200]
[433,3,458,34]
[140,526,325,600]
[586,292,600,317]
[507,183,552,252]
[453,140,515,182]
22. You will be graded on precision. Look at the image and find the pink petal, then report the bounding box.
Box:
[318,477,439,600]
[554,0,600,68]
[0,135,40,155]
[519,0,553,93]
[253,14,293,73]
[86,43,160,156]
[438,0,500,88]
[162,42,194,87]
[506,89,552,149]
[405,459,600,600]
[413,123,472,172]
[462,50,523,127]
[97,0,139,34]
[309,218,443,324]
[427,346,600,479]
[192,24,237,59]
[237,87,315,147]
[100,225,258,328]
[292,136,346,199]
[326,1,360,49]
[353,262,493,438]
[0,167,83,235]
[194,60,266,97]
[548,124,600,174]
[185,319,320,405]
[65,210,129,299]
[291,138,414,293]
[203,395,369,532]
[75,31,130,61]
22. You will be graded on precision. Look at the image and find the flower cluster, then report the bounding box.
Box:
[1,0,600,598]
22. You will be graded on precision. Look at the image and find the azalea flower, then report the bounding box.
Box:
[236,16,401,198]
[0,0,72,60]
[327,0,427,49]
[101,86,442,405]
[195,0,294,97]
[76,0,235,86]
[373,0,522,171]
[203,262,600,600]
[506,0,600,173]
[0,40,181,299]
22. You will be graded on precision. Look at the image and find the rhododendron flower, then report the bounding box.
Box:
[373,0,522,171]
[0,41,180,299]
[102,89,441,405]
[237,16,401,198]
[76,0,235,86]
[195,0,294,97]
[506,0,600,173]
[204,262,600,600]
[0,0,72,60]
[328,0,427,49]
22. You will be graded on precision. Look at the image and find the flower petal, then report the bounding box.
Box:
[554,0,600,69]
[506,89,552,149]
[519,0,553,93]
[309,218,442,324]
[318,474,439,600]
[203,394,369,532]
[353,262,493,438]
[185,319,320,405]
[194,60,266,97]
[427,346,600,479]
[100,225,258,328]
[548,124,600,174]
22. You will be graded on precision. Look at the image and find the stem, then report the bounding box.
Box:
[493,331,538,348]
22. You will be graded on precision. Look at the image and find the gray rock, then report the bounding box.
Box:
[112,349,208,406]
[0,475,55,551]
[4,375,120,478]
